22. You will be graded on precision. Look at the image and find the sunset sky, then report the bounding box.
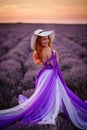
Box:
[0,0,87,23]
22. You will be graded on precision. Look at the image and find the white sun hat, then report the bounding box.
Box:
[31,29,55,50]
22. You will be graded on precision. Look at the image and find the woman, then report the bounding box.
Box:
[0,29,87,129]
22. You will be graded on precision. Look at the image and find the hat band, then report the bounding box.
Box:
[38,30,45,34]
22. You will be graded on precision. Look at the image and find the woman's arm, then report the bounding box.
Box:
[53,50,59,63]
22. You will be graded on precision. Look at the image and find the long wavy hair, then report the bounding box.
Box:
[33,36,52,64]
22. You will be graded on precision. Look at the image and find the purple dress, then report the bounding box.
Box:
[0,50,87,129]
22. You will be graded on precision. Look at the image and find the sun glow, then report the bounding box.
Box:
[0,0,87,23]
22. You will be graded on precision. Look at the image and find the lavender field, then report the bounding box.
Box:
[0,23,87,130]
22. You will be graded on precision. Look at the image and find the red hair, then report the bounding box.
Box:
[33,36,52,64]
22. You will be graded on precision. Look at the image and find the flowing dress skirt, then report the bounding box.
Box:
[0,51,87,130]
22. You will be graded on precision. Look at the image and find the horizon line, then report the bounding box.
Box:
[0,22,87,25]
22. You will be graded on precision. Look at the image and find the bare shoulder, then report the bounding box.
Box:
[42,47,51,55]
[41,47,51,63]
[43,47,51,52]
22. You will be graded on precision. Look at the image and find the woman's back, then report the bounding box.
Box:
[41,47,52,64]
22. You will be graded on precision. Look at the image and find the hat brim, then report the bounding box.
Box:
[31,30,55,50]
[35,31,54,36]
